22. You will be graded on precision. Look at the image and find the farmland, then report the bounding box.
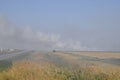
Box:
[0,51,120,80]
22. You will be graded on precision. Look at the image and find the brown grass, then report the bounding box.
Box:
[0,60,120,80]
[73,52,120,59]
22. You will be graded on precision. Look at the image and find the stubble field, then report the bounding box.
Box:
[0,51,120,80]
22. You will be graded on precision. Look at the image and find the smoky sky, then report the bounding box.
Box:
[0,15,92,51]
[62,18,120,51]
[0,14,120,51]
[0,0,120,51]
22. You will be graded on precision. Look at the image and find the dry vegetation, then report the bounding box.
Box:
[0,60,120,80]
[73,52,120,59]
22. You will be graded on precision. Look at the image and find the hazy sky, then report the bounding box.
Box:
[0,0,120,51]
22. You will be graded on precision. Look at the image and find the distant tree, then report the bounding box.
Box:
[53,50,56,52]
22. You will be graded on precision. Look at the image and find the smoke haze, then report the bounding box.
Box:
[0,15,91,51]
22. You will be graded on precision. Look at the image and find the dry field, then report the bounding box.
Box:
[0,51,120,80]
[72,51,120,59]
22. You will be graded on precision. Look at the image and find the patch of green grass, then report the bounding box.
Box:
[0,60,12,72]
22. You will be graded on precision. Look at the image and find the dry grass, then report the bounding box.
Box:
[73,52,120,59]
[0,60,66,80]
[0,60,120,80]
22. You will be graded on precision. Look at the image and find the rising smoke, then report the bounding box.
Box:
[0,15,91,51]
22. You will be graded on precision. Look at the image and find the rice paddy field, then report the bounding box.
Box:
[0,51,120,80]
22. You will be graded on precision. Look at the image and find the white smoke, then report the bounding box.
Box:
[0,15,92,51]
